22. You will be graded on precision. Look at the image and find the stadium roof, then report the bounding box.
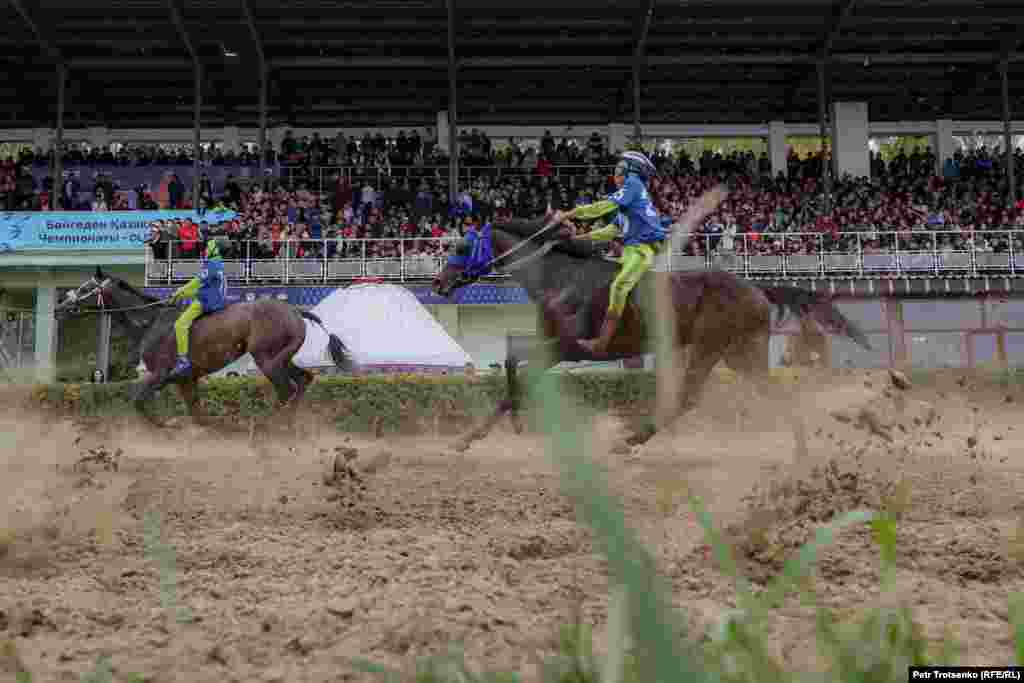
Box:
[2,0,1023,130]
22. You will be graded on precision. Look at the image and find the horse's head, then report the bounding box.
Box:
[55,266,117,320]
[432,235,475,298]
[432,226,499,298]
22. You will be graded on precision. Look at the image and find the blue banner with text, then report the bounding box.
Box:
[0,209,238,252]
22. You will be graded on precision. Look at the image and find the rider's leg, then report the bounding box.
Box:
[579,242,658,356]
[171,300,203,375]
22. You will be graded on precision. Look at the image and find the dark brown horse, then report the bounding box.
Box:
[55,267,354,426]
[432,215,872,450]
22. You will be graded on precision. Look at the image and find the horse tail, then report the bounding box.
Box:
[759,286,873,351]
[300,311,355,372]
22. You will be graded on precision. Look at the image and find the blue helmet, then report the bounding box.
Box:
[615,151,657,181]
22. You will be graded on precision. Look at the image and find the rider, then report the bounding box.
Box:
[167,235,229,378]
[551,150,666,357]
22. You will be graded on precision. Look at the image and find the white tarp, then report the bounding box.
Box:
[216,284,473,375]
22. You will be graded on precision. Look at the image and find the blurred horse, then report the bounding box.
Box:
[433,214,871,449]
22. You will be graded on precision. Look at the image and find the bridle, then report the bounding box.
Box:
[448,218,563,290]
[61,277,171,316]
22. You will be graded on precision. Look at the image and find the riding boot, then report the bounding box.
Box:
[170,353,192,378]
[578,313,621,358]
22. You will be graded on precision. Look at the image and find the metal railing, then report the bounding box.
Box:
[144,230,1024,286]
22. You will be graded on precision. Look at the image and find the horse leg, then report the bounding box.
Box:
[252,341,304,438]
[133,372,165,427]
[725,330,809,462]
[287,362,313,403]
[453,347,556,452]
[628,342,723,447]
[176,379,204,427]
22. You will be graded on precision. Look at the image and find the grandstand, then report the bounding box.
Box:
[1,0,1024,379]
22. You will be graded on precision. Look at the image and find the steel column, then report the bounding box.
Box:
[632,61,641,144]
[817,60,832,213]
[1002,57,1017,206]
[259,65,268,175]
[53,61,65,209]
[446,0,458,208]
[193,65,202,209]
[242,0,267,175]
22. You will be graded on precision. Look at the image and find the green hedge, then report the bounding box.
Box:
[34,371,664,433]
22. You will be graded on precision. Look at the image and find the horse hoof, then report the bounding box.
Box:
[626,425,657,447]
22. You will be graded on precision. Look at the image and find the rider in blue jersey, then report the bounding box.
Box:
[167,236,229,377]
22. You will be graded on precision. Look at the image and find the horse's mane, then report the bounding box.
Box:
[496,219,605,260]
[490,219,622,302]
[114,278,159,303]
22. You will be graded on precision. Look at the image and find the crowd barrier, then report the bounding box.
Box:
[144,230,1024,285]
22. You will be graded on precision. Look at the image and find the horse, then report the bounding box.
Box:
[55,267,354,428]
[432,216,873,451]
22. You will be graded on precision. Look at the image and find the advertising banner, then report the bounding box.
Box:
[0,209,237,252]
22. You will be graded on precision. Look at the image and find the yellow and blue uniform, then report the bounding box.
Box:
[563,151,665,356]
[167,238,227,376]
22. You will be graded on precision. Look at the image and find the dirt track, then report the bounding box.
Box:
[2,369,1024,681]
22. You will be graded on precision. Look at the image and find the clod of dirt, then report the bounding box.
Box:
[889,369,912,391]
[325,598,359,620]
[321,446,367,501]
[967,436,978,449]
[830,411,853,424]
[856,408,893,442]
[72,445,122,473]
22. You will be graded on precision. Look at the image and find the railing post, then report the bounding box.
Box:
[817,233,823,277]
[284,239,290,285]
[167,240,175,285]
[969,231,977,277]
[322,237,328,284]
[894,230,901,276]
[361,239,367,279]
[400,237,406,282]
[932,232,939,277]
[1010,230,1016,276]
[741,233,749,278]
[781,234,789,278]
[856,232,863,277]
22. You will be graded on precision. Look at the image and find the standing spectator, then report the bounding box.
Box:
[168,173,184,209]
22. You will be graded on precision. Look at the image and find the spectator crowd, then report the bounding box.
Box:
[3,128,1024,264]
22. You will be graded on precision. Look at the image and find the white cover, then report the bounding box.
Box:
[215,284,473,376]
[293,283,473,369]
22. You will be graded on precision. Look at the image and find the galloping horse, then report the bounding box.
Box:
[55,267,354,426]
[432,215,872,449]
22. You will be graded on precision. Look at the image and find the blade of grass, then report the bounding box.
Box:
[1009,593,1024,665]
[758,510,877,610]
[532,368,705,683]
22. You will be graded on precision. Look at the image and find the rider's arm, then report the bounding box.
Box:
[568,199,618,222]
[577,223,620,242]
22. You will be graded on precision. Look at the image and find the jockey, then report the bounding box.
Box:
[551,150,666,357]
[167,236,229,377]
